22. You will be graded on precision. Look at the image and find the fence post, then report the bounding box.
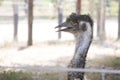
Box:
[101,73,105,80]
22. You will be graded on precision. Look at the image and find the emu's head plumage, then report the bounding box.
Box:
[55,13,93,34]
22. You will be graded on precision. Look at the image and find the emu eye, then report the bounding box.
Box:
[71,21,78,26]
[81,23,87,31]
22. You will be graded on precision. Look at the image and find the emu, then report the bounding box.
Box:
[55,13,93,80]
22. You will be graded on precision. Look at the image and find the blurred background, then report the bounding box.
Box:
[0,0,120,80]
[0,0,119,44]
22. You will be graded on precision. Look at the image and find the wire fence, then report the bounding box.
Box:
[0,66,120,80]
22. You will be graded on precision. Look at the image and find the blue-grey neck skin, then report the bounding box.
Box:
[74,21,93,62]
[68,21,93,80]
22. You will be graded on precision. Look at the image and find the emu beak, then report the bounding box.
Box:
[55,22,70,32]
[55,22,67,28]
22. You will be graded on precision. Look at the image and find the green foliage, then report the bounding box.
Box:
[86,56,120,80]
[38,72,67,80]
[86,73,101,80]
[40,73,59,80]
[0,71,67,80]
[0,0,4,5]
[0,71,34,80]
[49,0,57,3]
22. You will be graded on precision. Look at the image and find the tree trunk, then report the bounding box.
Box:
[13,0,19,42]
[118,0,120,39]
[97,4,100,38]
[76,0,81,14]
[24,0,28,17]
[97,0,106,41]
[27,0,33,46]
[57,0,63,39]
[89,0,94,18]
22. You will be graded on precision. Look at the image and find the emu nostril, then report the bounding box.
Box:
[55,26,58,29]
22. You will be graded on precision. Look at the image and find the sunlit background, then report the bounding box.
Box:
[0,0,120,80]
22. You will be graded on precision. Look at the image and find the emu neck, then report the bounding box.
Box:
[68,27,93,80]
[73,26,93,67]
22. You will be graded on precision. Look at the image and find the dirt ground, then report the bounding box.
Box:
[0,40,120,67]
[0,19,120,67]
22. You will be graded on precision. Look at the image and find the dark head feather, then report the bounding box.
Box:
[66,13,93,27]
[77,15,93,27]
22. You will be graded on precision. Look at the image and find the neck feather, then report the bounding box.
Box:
[74,22,93,60]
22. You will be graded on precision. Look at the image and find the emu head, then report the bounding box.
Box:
[55,13,93,34]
